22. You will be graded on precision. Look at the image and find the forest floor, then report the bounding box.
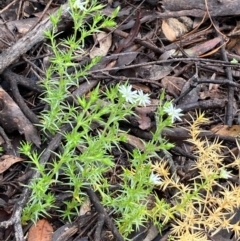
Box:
[0,0,240,241]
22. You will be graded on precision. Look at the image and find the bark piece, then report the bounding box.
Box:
[52,223,78,241]
[162,0,240,17]
[0,87,41,147]
[0,3,72,74]
[0,24,15,50]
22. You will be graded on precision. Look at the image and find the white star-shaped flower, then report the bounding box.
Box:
[118,85,138,104]
[74,0,86,10]
[136,90,151,107]
[219,168,232,179]
[163,103,183,123]
[150,172,162,185]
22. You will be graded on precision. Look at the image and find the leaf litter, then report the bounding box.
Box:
[1,0,240,240]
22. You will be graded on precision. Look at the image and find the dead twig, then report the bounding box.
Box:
[4,69,40,124]
[89,57,240,74]
[0,0,18,14]
[0,2,73,74]
[217,29,235,126]
[28,0,54,32]
[85,187,124,241]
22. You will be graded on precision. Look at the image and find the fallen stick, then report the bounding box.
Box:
[0,3,71,74]
[161,0,240,17]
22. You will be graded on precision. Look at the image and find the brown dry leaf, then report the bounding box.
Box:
[132,83,151,93]
[0,87,41,147]
[121,133,145,151]
[232,41,240,55]
[28,219,53,241]
[172,37,222,57]
[162,17,193,41]
[137,64,173,81]
[114,10,140,54]
[226,38,237,51]
[159,49,176,60]
[183,37,221,57]
[116,51,139,67]
[228,21,240,37]
[209,82,219,91]
[29,7,58,19]
[22,1,36,18]
[135,106,157,130]
[0,155,24,174]
[200,83,226,100]
[6,18,38,37]
[90,32,112,58]
[136,108,151,130]
[79,197,91,216]
[161,76,186,97]
[211,125,240,137]
[178,79,201,105]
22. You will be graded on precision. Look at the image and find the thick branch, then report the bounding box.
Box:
[0,3,72,74]
[161,0,240,17]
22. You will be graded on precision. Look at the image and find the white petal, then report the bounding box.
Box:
[74,0,86,10]
[136,90,151,106]
[163,103,183,123]
[219,169,232,179]
[150,172,162,185]
[118,85,138,104]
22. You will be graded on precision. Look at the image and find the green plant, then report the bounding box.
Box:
[231,58,238,64]
[20,81,176,237]
[19,0,177,237]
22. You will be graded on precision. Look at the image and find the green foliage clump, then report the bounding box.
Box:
[19,0,174,238]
